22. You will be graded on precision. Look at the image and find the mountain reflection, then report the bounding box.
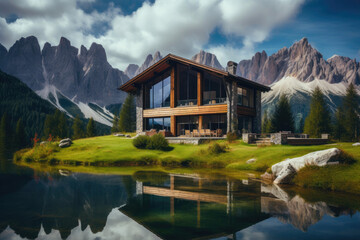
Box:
[0,169,359,240]
[261,184,356,232]
[0,172,133,239]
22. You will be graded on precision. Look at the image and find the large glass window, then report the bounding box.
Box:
[203,114,227,133]
[203,73,226,105]
[146,71,171,109]
[146,117,171,131]
[237,87,254,108]
[238,116,253,133]
[177,65,198,106]
[176,116,199,136]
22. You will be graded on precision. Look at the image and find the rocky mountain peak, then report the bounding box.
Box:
[191,50,224,70]
[80,45,88,56]
[0,43,7,69]
[134,52,163,76]
[124,64,139,79]
[87,42,107,63]
[289,37,322,61]
[144,54,154,64]
[153,51,162,61]
[4,35,44,90]
[59,37,71,47]
[42,42,51,51]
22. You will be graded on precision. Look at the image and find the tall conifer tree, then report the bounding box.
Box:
[111,116,119,133]
[304,87,331,137]
[86,118,96,137]
[58,112,68,139]
[342,83,360,141]
[261,110,269,133]
[43,114,54,138]
[270,94,294,132]
[72,115,84,139]
[14,118,26,150]
[118,94,136,132]
[333,107,345,141]
[0,113,11,159]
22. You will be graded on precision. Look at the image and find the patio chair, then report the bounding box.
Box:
[193,129,200,137]
[199,129,206,137]
[216,129,223,137]
[205,129,211,137]
[185,130,191,137]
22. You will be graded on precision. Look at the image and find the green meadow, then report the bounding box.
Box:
[14,135,360,194]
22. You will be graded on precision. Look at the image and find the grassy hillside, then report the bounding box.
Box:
[0,70,56,142]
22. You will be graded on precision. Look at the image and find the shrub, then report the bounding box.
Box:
[147,134,169,150]
[208,142,228,154]
[226,132,238,143]
[132,135,150,149]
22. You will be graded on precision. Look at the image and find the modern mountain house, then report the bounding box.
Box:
[118,54,270,137]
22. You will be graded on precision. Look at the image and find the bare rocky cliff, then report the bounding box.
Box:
[0,36,129,106]
[191,50,224,70]
[237,38,360,85]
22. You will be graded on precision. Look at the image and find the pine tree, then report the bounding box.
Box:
[52,109,62,138]
[86,118,96,137]
[14,118,26,150]
[118,94,136,132]
[43,114,54,138]
[58,112,68,139]
[261,110,269,133]
[342,83,360,141]
[0,113,11,159]
[333,107,345,141]
[304,87,331,137]
[270,94,295,132]
[111,116,119,133]
[72,115,84,139]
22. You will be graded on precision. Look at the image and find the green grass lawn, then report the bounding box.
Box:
[14,135,360,194]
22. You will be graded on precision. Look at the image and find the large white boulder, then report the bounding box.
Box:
[60,138,72,144]
[271,148,341,184]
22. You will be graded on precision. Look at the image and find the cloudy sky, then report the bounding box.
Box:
[0,0,359,70]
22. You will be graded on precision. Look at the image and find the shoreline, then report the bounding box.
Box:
[13,135,360,195]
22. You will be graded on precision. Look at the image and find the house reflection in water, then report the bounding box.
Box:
[119,173,269,240]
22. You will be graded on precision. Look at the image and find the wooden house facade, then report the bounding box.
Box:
[118,54,270,137]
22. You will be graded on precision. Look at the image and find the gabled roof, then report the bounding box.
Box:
[118,54,271,92]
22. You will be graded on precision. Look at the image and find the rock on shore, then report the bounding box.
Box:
[267,148,341,184]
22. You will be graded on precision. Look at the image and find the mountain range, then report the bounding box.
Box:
[1,36,359,131]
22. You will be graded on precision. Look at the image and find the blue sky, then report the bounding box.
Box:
[0,0,359,69]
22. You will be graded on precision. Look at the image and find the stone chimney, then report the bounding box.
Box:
[226,61,238,75]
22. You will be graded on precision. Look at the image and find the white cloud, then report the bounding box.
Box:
[0,0,305,69]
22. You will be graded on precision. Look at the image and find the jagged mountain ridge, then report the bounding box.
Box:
[236,38,360,86]
[0,36,129,106]
[124,50,224,79]
[133,51,163,76]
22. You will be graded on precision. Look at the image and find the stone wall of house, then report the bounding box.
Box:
[136,85,144,133]
[225,80,238,133]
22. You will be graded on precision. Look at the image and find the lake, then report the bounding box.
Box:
[0,162,360,240]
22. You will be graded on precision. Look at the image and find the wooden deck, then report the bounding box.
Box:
[166,136,226,145]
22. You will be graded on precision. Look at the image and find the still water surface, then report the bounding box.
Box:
[0,163,360,240]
